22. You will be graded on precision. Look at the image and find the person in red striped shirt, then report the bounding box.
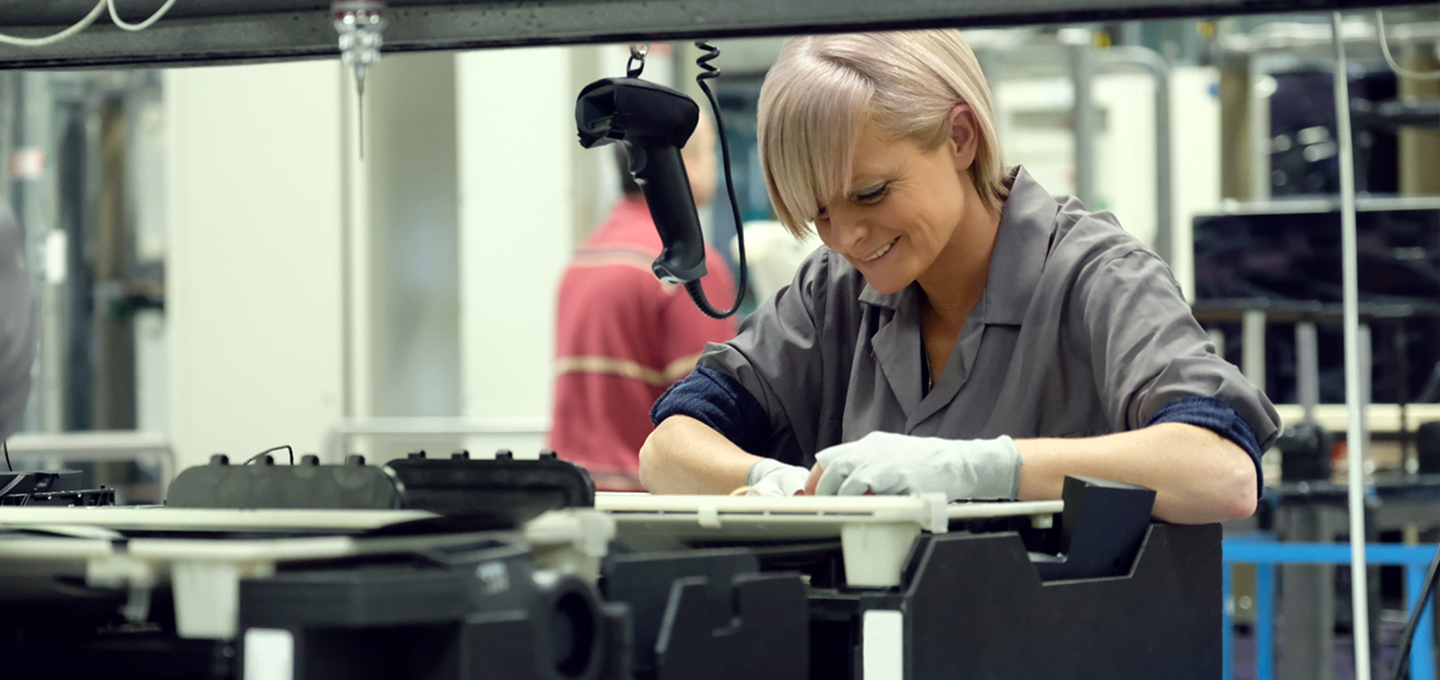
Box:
[550,111,736,491]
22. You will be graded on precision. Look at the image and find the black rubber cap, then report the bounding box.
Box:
[1417,421,1440,475]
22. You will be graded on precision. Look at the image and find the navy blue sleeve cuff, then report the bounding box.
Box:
[1145,395,1265,496]
[651,366,772,454]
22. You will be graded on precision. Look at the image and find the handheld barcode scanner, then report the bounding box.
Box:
[575,42,747,319]
[575,77,707,285]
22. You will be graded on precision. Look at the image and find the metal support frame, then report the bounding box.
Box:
[1331,12,1372,678]
[3,430,175,500]
[1297,321,1319,423]
[983,44,1176,261]
[1101,45,1174,264]
[1223,538,1438,680]
[1242,309,1267,390]
[320,415,548,462]
[1069,38,1098,211]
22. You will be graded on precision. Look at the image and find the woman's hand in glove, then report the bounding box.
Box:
[805,431,1022,501]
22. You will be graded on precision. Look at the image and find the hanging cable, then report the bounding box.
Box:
[0,0,179,47]
[686,40,748,320]
[108,0,181,32]
[1375,10,1440,81]
[0,0,108,47]
[1390,544,1440,680]
[244,445,295,465]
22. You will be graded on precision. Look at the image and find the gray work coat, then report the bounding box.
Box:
[700,167,1281,468]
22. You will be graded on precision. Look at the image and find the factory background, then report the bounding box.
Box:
[15,18,1438,482]
[1,6,1438,679]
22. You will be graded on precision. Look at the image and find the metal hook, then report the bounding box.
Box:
[627,43,649,78]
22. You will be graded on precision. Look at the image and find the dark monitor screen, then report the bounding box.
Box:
[1194,201,1440,303]
[1192,201,1440,404]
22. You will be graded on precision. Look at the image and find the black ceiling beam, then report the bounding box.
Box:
[0,0,1420,70]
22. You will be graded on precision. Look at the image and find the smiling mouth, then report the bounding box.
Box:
[861,237,898,262]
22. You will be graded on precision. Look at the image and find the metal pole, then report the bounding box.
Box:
[1296,321,1319,425]
[15,73,65,434]
[1331,11,1371,680]
[1242,309,1267,391]
[1248,57,1271,202]
[1101,46,1173,264]
[1150,54,1172,265]
[1070,39,1097,209]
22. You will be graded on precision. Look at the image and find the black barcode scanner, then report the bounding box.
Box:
[576,77,707,285]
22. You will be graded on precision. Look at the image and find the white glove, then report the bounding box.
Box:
[745,457,811,497]
[813,432,1022,501]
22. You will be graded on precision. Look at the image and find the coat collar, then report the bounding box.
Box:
[981,166,1057,326]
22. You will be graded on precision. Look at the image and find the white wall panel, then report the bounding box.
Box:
[165,61,345,470]
[1168,66,1222,301]
[456,47,577,456]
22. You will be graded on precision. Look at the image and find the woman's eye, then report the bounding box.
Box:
[815,206,829,220]
[856,185,887,203]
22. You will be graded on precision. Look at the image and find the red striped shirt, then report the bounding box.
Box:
[549,199,736,490]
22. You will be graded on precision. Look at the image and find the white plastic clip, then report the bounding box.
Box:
[696,500,722,528]
[917,493,948,534]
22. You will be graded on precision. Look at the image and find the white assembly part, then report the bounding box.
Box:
[0,506,437,531]
[862,609,905,680]
[243,628,296,680]
[597,493,986,588]
[0,509,531,640]
[843,523,921,588]
[947,500,1062,530]
[172,561,247,639]
[85,554,156,622]
[596,493,951,535]
[125,537,342,639]
[597,495,1066,588]
[523,508,616,580]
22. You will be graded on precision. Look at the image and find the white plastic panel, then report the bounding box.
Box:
[863,610,905,680]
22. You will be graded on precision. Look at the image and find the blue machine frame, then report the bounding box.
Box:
[1223,536,1438,680]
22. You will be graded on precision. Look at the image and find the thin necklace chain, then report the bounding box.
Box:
[922,343,933,393]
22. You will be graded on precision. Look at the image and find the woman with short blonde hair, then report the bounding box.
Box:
[640,29,1279,525]
[759,30,1008,235]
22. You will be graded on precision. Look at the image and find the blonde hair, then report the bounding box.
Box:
[757,30,1008,237]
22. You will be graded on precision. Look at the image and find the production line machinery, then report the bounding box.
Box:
[0,452,1223,680]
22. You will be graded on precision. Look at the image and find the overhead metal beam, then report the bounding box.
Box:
[0,0,1419,69]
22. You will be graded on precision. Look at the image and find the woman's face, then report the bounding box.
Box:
[813,123,971,295]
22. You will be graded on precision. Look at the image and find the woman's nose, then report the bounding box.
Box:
[829,212,869,253]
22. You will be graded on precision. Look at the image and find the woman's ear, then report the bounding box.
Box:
[948,103,979,171]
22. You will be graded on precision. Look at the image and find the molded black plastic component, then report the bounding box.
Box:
[0,470,115,507]
[382,451,595,527]
[903,523,1221,680]
[602,548,808,680]
[4,634,235,680]
[1418,421,1440,474]
[240,544,607,680]
[1029,475,1157,581]
[165,460,403,510]
[1277,421,1335,481]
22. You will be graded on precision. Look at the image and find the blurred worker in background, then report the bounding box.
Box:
[641,30,1279,524]
[550,110,736,491]
[0,204,36,440]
